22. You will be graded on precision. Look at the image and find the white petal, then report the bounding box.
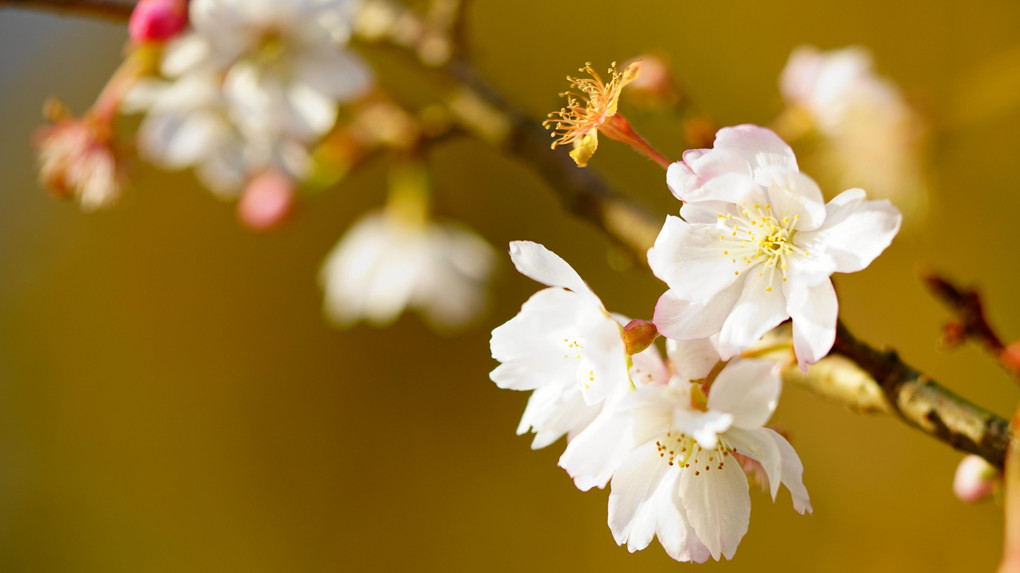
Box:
[707,358,781,429]
[765,428,813,514]
[659,475,712,563]
[608,443,671,550]
[559,401,634,490]
[648,216,748,302]
[653,282,741,341]
[669,150,757,204]
[577,317,629,405]
[666,338,720,381]
[508,241,596,299]
[286,81,339,139]
[161,34,210,77]
[787,279,838,367]
[716,272,789,358]
[714,124,798,173]
[808,188,902,274]
[489,288,590,390]
[517,385,599,449]
[674,409,733,449]
[759,169,827,231]
[724,427,783,499]
[296,45,373,102]
[678,456,751,561]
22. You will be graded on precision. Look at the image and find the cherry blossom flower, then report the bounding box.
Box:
[489,241,633,448]
[779,46,928,220]
[604,354,811,562]
[319,210,494,332]
[648,124,901,367]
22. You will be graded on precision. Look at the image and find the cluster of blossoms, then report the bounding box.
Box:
[490,125,901,561]
[124,0,372,198]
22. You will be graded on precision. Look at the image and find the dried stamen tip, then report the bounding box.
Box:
[542,60,642,167]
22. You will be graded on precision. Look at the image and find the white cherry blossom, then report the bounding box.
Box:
[319,210,494,331]
[605,355,811,562]
[489,241,633,449]
[648,124,901,366]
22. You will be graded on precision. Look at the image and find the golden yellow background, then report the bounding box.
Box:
[1,1,1019,570]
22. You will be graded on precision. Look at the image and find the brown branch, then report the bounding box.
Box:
[832,320,1010,469]
[923,271,1020,380]
[1,0,133,20]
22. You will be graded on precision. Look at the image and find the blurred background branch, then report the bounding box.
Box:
[0,0,133,19]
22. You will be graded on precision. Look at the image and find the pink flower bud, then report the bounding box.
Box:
[953,454,998,503]
[129,0,189,44]
[238,170,295,231]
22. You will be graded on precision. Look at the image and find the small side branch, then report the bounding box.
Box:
[923,271,1020,380]
[1,0,133,20]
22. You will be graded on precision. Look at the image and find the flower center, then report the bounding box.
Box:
[718,202,810,292]
[655,431,735,477]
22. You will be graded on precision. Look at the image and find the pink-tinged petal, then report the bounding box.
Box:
[666,338,720,381]
[665,160,696,202]
[759,169,827,230]
[669,149,756,203]
[714,124,798,173]
[724,427,783,499]
[678,456,751,561]
[609,442,672,550]
[559,402,634,491]
[653,283,741,341]
[648,216,748,302]
[810,188,903,274]
[706,358,781,428]
[508,241,596,299]
[716,272,789,359]
[787,279,838,367]
[765,428,812,514]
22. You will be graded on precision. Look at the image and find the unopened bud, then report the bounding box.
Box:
[953,454,998,503]
[129,0,189,44]
[623,319,658,355]
[238,170,295,231]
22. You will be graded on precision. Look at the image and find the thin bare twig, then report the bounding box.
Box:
[923,271,1020,380]
[1,0,133,20]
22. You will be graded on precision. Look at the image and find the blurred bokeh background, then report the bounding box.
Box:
[2,0,1020,570]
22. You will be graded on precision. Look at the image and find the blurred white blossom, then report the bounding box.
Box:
[319,210,494,332]
[125,0,372,194]
[35,104,123,212]
[779,46,929,220]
